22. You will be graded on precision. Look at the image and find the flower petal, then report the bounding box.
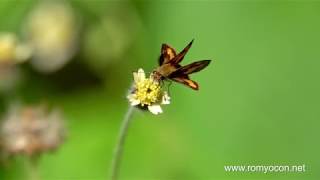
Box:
[133,72,138,83]
[133,68,145,83]
[127,94,140,106]
[148,105,163,115]
[130,100,140,106]
[161,91,171,105]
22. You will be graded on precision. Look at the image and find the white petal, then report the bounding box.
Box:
[161,91,171,105]
[130,100,140,106]
[133,68,145,83]
[148,105,163,115]
[133,72,139,83]
[127,94,133,101]
[127,94,140,106]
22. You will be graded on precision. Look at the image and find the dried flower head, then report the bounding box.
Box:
[127,68,170,115]
[0,32,31,64]
[1,105,66,156]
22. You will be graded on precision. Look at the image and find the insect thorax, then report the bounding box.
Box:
[151,70,164,81]
[154,64,176,78]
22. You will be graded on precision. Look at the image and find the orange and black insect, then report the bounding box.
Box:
[152,40,211,90]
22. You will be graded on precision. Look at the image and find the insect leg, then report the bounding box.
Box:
[166,80,173,96]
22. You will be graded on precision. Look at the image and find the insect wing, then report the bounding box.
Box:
[171,75,199,90]
[159,44,177,65]
[169,60,211,78]
[170,40,194,64]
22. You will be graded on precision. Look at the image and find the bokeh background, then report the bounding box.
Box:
[0,0,319,179]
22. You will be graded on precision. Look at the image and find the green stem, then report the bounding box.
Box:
[110,105,134,180]
[26,155,40,180]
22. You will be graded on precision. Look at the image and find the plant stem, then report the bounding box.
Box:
[110,105,134,180]
[26,155,40,180]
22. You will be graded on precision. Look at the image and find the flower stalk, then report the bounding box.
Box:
[110,105,134,180]
[26,155,40,180]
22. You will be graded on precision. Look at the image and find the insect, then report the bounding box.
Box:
[152,40,211,90]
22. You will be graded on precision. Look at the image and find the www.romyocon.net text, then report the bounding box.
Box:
[224,164,306,173]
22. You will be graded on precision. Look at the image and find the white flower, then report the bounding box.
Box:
[127,68,170,115]
[24,1,78,73]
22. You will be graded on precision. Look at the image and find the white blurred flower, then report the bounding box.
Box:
[1,105,66,156]
[0,32,28,93]
[83,6,142,72]
[127,68,170,115]
[24,1,78,73]
[0,32,31,64]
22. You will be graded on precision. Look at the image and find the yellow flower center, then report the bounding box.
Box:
[135,78,161,106]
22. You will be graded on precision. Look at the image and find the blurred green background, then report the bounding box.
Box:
[0,0,319,179]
